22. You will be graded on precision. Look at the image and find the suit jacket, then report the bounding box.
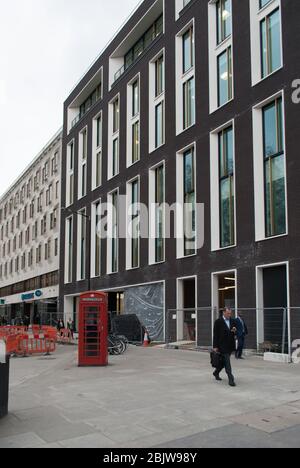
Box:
[213,317,236,355]
[235,317,248,338]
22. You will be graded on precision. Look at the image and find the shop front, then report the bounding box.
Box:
[0,285,59,326]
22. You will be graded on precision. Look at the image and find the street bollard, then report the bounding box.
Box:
[0,341,10,418]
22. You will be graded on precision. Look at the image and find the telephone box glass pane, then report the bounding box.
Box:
[84,306,100,357]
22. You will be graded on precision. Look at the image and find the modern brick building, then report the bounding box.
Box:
[59,0,300,350]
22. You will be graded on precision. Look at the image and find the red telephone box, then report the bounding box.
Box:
[78,292,108,367]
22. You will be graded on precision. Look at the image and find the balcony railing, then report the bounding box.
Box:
[71,93,102,129]
[113,15,163,84]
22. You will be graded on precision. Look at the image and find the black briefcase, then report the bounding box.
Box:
[210,351,223,369]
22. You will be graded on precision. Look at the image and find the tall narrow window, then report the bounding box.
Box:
[110,191,118,274]
[155,165,164,263]
[67,141,74,206]
[183,77,195,129]
[183,148,196,256]
[155,55,164,97]
[130,180,140,269]
[78,210,86,280]
[263,97,286,237]
[217,47,233,107]
[217,0,232,45]
[150,52,165,152]
[112,138,119,177]
[128,78,140,166]
[113,98,119,133]
[219,126,235,248]
[183,27,194,74]
[65,217,73,283]
[93,201,101,277]
[132,80,139,117]
[96,115,102,148]
[260,8,281,78]
[93,113,102,189]
[79,128,87,198]
[96,151,102,188]
[132,121,140,163]
[155,102,164,148]
[109,97,120,178]
[176,22,195,134]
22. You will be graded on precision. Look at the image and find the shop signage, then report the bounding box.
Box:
[21,293,35,301]
[21,290,43,301]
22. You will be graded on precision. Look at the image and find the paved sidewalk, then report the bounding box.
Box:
[0,345,300,448]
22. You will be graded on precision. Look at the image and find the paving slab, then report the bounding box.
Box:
[0,432,46,449]
[156,424,289,449]
[229,404,300,433]
[59,432,116,449]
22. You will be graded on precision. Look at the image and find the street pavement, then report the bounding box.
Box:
[0,345,300,448]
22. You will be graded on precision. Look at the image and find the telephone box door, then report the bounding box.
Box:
[78,293,108,367]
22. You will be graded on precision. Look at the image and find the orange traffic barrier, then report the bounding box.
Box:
[57,328,73,344]
[0,326,58,357]
[5,335,19,355]
[17,334,56,356]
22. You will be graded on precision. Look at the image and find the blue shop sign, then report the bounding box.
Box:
[21,293,35,301]
[21,290,43,301]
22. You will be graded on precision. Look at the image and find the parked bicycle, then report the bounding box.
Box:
[108,334,129,355]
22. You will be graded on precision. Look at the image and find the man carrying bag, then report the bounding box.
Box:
[212,308,237,387]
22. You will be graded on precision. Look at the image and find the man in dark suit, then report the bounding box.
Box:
[213,308,237,387]
[235,313,248,360]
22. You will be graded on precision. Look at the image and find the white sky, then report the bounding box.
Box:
[0,0,139,198]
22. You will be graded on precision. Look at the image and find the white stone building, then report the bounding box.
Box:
[0,129,62,324]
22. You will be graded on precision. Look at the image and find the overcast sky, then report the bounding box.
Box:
[0,0,139,198]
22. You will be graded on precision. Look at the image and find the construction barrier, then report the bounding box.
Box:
[0,326,27,338]
[0,326,57,357]
[5,335,20,355]
[56,328,74,345]
[17,334,56,356]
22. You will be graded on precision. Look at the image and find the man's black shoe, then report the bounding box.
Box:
[229,381,236,387]
[213,371,222,381]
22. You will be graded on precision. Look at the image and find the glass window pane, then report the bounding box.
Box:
[132,121,140,163]
[183,28,193,74]
[132,81,139,117]
[183,77,195,129]
[263,101,277,157]
[271,154,286,235]
[155,56,164,97]
[268,9,281,73]
[218,48,232,107]
[217,0,232,44]
[155,103,164,147]
[184,149,195,256]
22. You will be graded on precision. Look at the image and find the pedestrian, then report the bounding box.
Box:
[57,319,65,336]
[67,318,74,339]
[235,313,248,360]
[213,308,237,387]
[24,315,30,329]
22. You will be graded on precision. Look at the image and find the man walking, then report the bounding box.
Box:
[235,313,248,360]
[213,308,237,387]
